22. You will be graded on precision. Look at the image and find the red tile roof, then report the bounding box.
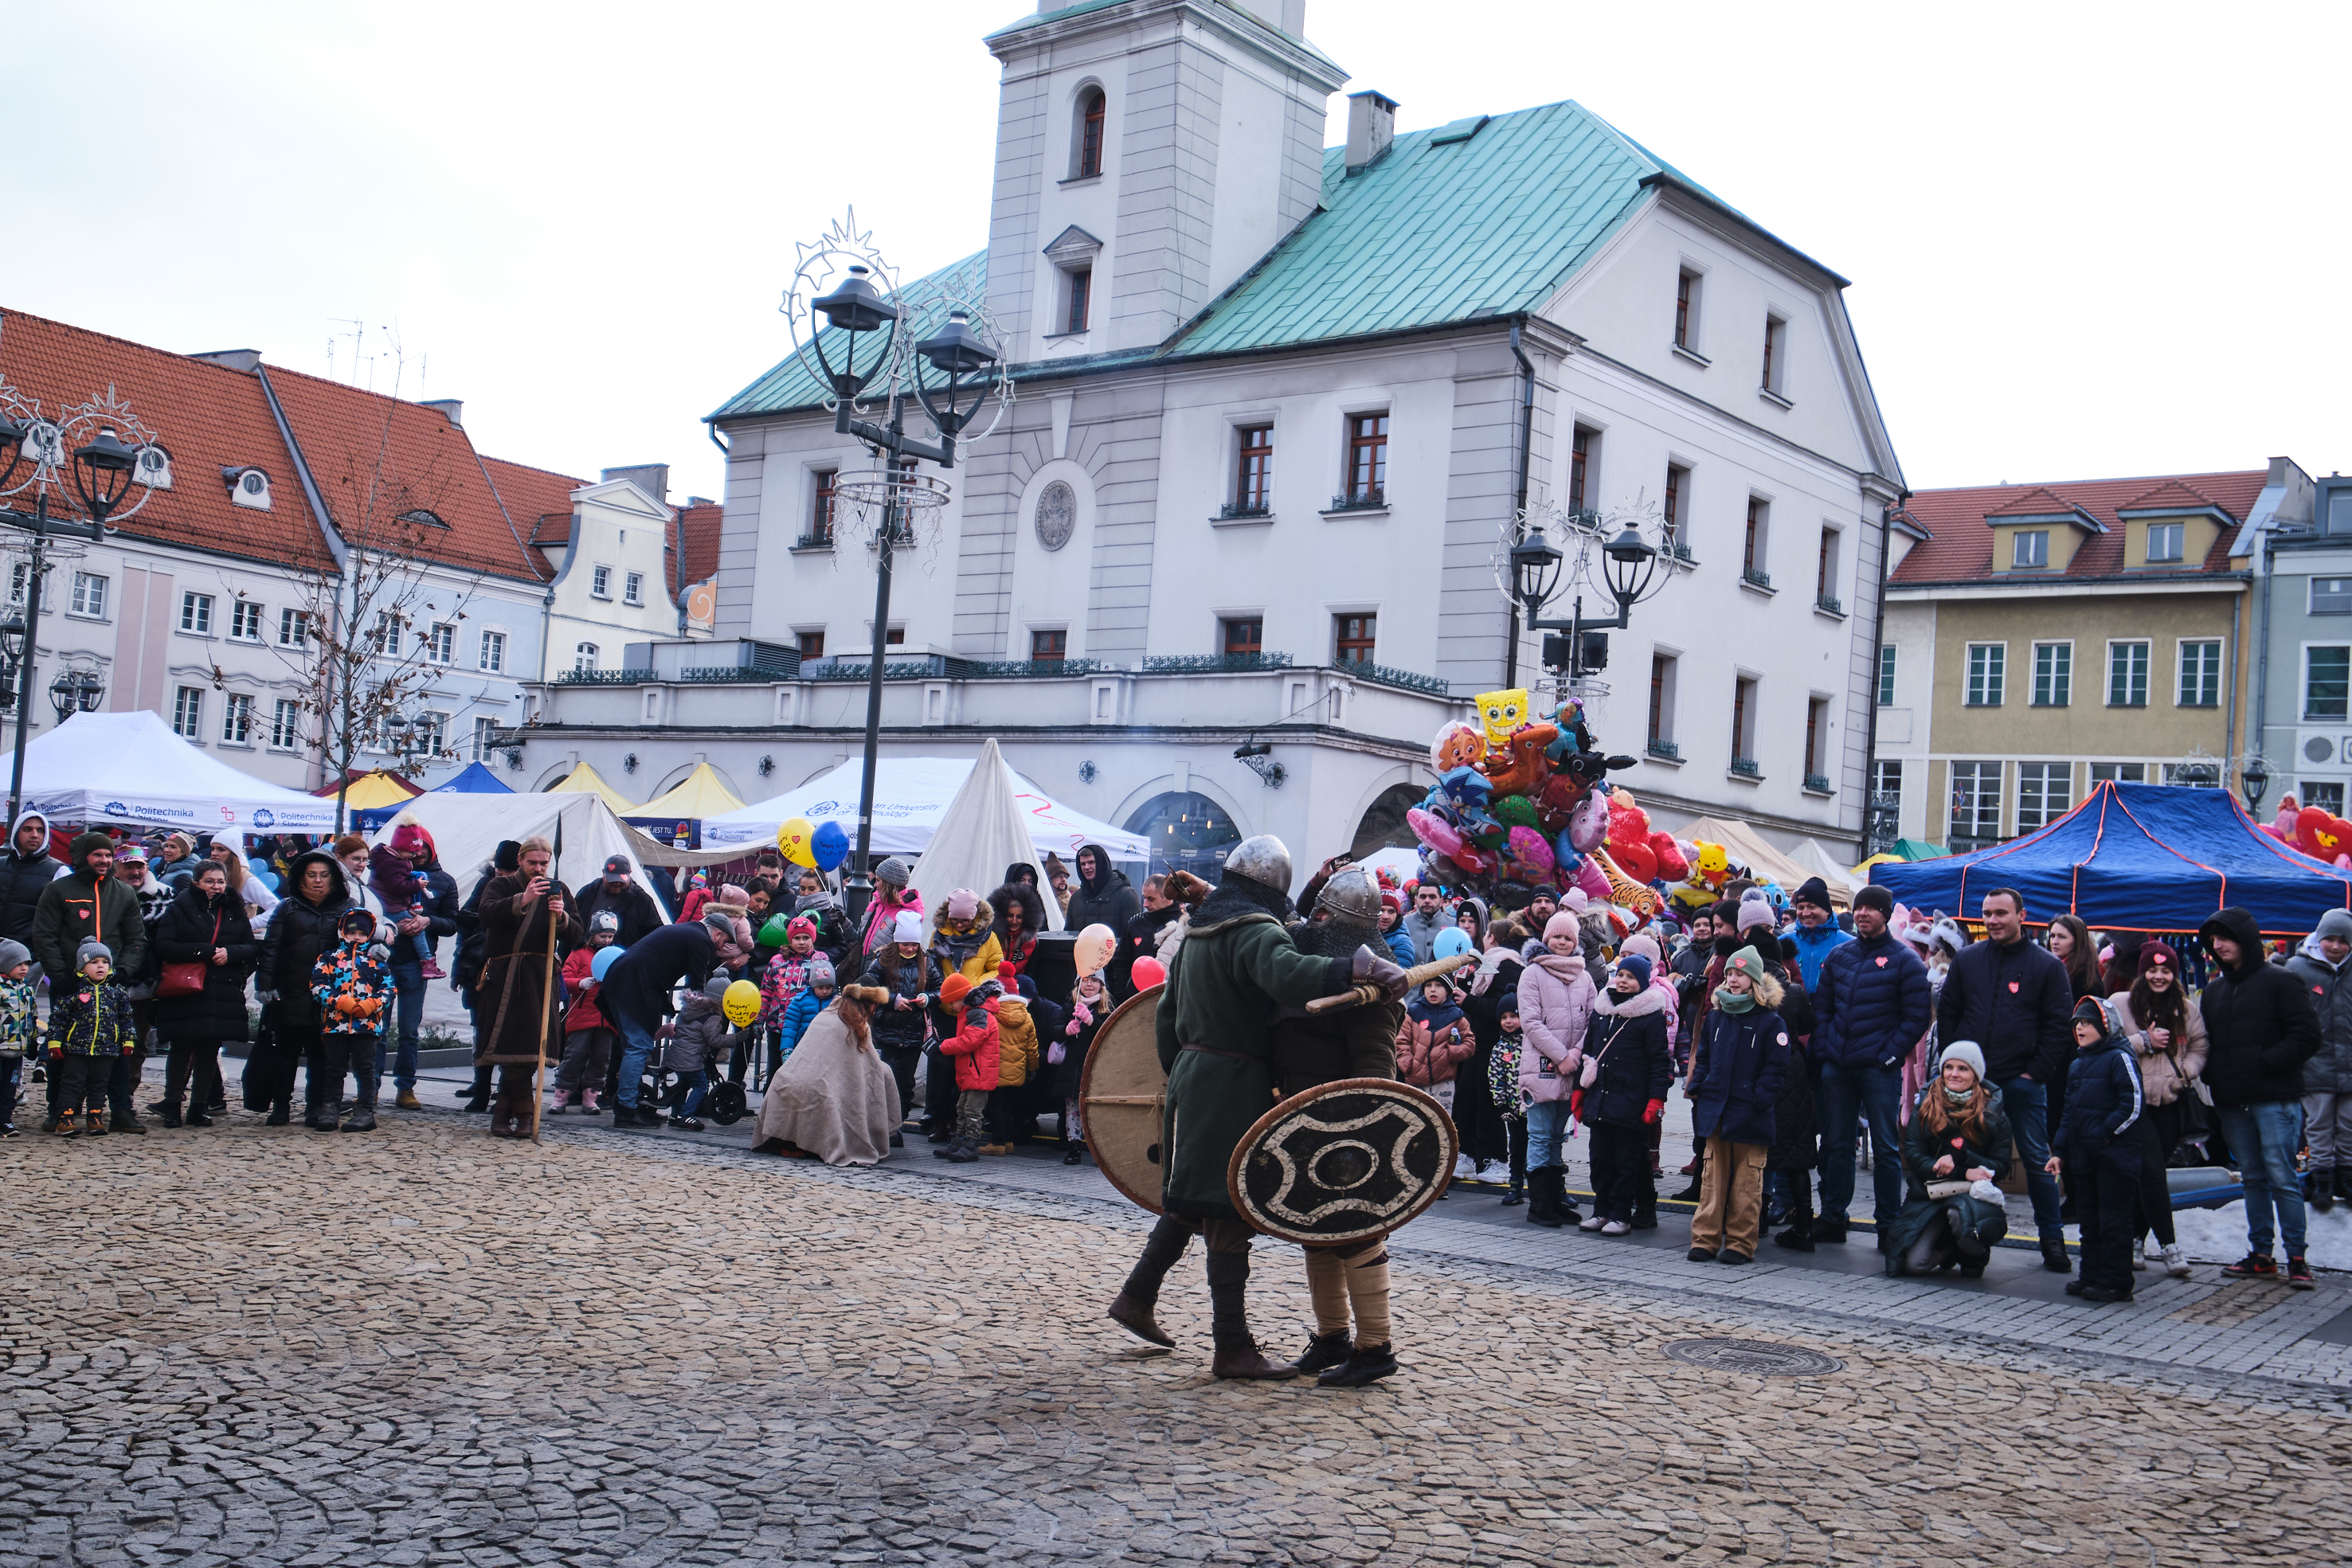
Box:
[671,502,722,604]
[0,308,335,571]
[1888,467,2267,585]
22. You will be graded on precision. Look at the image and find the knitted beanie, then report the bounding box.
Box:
[940,972,975,1009]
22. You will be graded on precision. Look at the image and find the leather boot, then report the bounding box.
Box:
[1317,1343,1399,1387]
[1108,1214,1191,1347]
[1524,1167,1560,1228]
[1206,1251,1296,1380]
[461,1065,492,1113]
[342,1078,378,1132]
[1289,1330,1352,1375]
[157,1098,183,1129]
[2311,1166,2336,1214]
[266,1097,292,1127]
[1669,1140,1706,1202]
[306,1090,339,1132]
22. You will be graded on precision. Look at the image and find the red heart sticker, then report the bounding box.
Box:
[1876,956,1888,967]
[2008,981,2020,993]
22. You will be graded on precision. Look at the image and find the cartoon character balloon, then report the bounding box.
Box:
[1431,720,1487,774]
[722,978,762,1026]
[1472,687,1532,749]
[1074,922,1117,977]
[2297,806,2352,866]
[777,816,817,867]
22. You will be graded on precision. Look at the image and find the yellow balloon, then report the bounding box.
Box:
[722,979,761,1027]
[777,816,817,867]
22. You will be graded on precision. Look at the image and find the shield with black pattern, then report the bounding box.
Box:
[1225,1078,1457,1245]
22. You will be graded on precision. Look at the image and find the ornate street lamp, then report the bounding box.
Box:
[2240,754,2271,811]
[47,667,103,725]
[1501,491,1685,686]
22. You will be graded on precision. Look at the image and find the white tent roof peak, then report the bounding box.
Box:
[702,752,1145,863]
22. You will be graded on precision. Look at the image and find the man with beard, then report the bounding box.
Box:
[1105,838,1407,1380]
[1271,866,1409,1386]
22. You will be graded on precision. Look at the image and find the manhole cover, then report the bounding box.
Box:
[1661,1338,1844,1376]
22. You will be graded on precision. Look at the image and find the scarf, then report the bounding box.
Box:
[1940,1081,1978,1110]
[1712,985,1756,1015]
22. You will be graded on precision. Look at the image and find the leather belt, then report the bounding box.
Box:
[1179,1042,1252,1062]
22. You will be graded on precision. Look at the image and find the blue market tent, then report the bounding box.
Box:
[355,761,513,834]
[1872,780,2352,936]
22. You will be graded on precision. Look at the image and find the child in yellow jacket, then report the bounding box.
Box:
[981,963,1039,1155]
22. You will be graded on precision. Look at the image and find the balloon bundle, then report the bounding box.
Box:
[775,816,851,874]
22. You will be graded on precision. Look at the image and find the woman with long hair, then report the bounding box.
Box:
[2106,941,2205,1277]
[1886,1040,2014,1277]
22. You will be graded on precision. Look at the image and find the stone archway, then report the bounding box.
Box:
[1121,791,1243,885]
[1349,783,1425,859]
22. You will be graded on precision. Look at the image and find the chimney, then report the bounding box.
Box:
[422,398,464,428]
[1345,91,1398,176]
[188,349,262,374]
[601,463,670,505]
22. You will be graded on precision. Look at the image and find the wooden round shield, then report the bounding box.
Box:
[1078,983,1167,1216]
[1225,1078,1457,1245]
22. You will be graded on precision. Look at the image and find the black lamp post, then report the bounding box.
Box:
[803,276,1001,928]
[0,413,119,821]
[2242,755,2271,812]
[1513,515,1676,682]
[47,667,102,724]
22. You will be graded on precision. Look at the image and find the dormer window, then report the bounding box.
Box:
[397,508,448,529]
[2012,530,2049,569]
[135,445,172,491]
[2147,522,2184,563]
[224,467,271,511]
[1077,88,1106,178]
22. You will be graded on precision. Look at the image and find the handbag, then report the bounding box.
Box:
[158,906,224,999]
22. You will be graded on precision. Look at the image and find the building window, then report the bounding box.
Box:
[574,642,598,673]
[1729,675,1758,768]
[413,711,447,757]
[1234,425,1274,514]
[425,623,455,665]
[2089,762,2147,784]
[2147,522,2185,564]
[472,716,499,763]
[624,572,644,608]
[69,572,106,619]
[1743,497,1769,582]
[2161,763,2221,789]
[1335,613,1376,663]
[1568,425,1596,516]
[2307,646,2350,719]
[591,565,612,600]
[1030,629,1066,663]
[1223,618,1262,656]
[180,591,213,635]
[279,608,309,648]
[1344,414,1388,505]
[1804,695,1829,778]
[1078,87,1106,178]
[885,626,906,647]
[2107,640,2150,707]
[1949,761,2002,850]
[1065,267,1092,334]
[2032,642,2071,707]
[2305,781,2346,815]
[1965,643,2005,707]
[1648,653,1677,749]
[1664,464,1687,549]
[1673,269,1700,350]
[1761,314,1787,395]
[7,562,28,606]
[809,469,837,544]
[2017,761,2072,833]
[171,686,203,740]
[229,599,264,642]
[369,611,399,655]
[796,630,824,659]
[270,698,303,751]
[1872,758,1903,807]
[1877,643,1896,707]
[220,693,252,745]
[478,629,506,673]
[2012,530,2049,569]
[2313,578,2352,615]
[2178,639,2222,707]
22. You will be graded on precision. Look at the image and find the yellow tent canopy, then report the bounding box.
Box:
[547,761,638,813]
[317,769,422,810]
[1852,852,1903,878]
[628,761,744,820]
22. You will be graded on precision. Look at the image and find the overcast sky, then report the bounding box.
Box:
[7,2,2346,505]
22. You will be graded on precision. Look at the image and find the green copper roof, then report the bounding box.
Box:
[712,98,1785,421]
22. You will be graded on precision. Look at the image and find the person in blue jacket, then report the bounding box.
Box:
[1784,878,1853,994]
[2050,996,2145,1303]
[776,956,836,1064]
[1809,885,1932,1249]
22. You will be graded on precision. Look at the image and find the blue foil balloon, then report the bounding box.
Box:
[811,819,851,873]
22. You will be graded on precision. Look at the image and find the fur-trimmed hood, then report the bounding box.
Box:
[1591,980,1668,1019]
[988,879,1048,943]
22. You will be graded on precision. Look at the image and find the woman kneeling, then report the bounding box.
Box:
[1887,1041,2013,1278]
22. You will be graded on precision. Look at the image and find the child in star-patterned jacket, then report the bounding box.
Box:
[310,909,392,1129]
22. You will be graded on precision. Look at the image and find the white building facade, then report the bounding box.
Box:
[522,0,1906,871]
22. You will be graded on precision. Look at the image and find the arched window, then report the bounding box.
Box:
[1077,88,1106,178]
[1348,784,1426,859]
[1122,791,1241,882]
[574,642,599,672]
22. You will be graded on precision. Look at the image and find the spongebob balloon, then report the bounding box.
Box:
[1473,686,1531,749]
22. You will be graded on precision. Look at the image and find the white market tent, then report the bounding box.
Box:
[905,740,1067,931]
[0,710,342,833]
[703,753,1148,864]
[366,791,672,915]
[1790,838,1861,899]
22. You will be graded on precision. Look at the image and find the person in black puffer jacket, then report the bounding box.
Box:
[0,810,56,958]
[2198,905,2323,1284]
[252,850,360,1125]
[859,934,940,1132]
[150,862,259,1128]
[1575,953,1673,1234]
[1064,843,1141,939]
[2053,998,2145,1301]
[1810,886,1934,1246]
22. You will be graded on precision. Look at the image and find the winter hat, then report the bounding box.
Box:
[715,883,751,909]
[703,975,732,1001]
[940,972,975,1009]
[1853,884,1893,917]
[2318,909,2352,945]
[1380,890,1403,914]
[1619,933,1664,970]
[76,938,112,969]
[390,823,429,857]
[0,938,28,973]
[875,855,913,887]
[115,843,147,864]
[2072,995,2111,1026]
[339,909,377,938]
[1937,1039,1986,1081]
[69,831,112,862]
[806,956,836,988]
[892,909,924,944]
[1614,952,1653,987]
[1737,897,1778,935]
[786,914,817,940]
[945,888,984,922]
[589,909,621,935]
[1791,876,1832,911]
[1558,887,1589,916]
[1722,945,1766,984]
[702,909,738,941]
[688,868,710,890]
[1543,911,1582,946]
[2137,940,2178,976]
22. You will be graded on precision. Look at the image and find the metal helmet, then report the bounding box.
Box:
[1222,834,1293,895]
[1318,866,1380,928]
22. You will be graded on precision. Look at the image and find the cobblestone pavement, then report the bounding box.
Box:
[4,1102,2348,1566]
